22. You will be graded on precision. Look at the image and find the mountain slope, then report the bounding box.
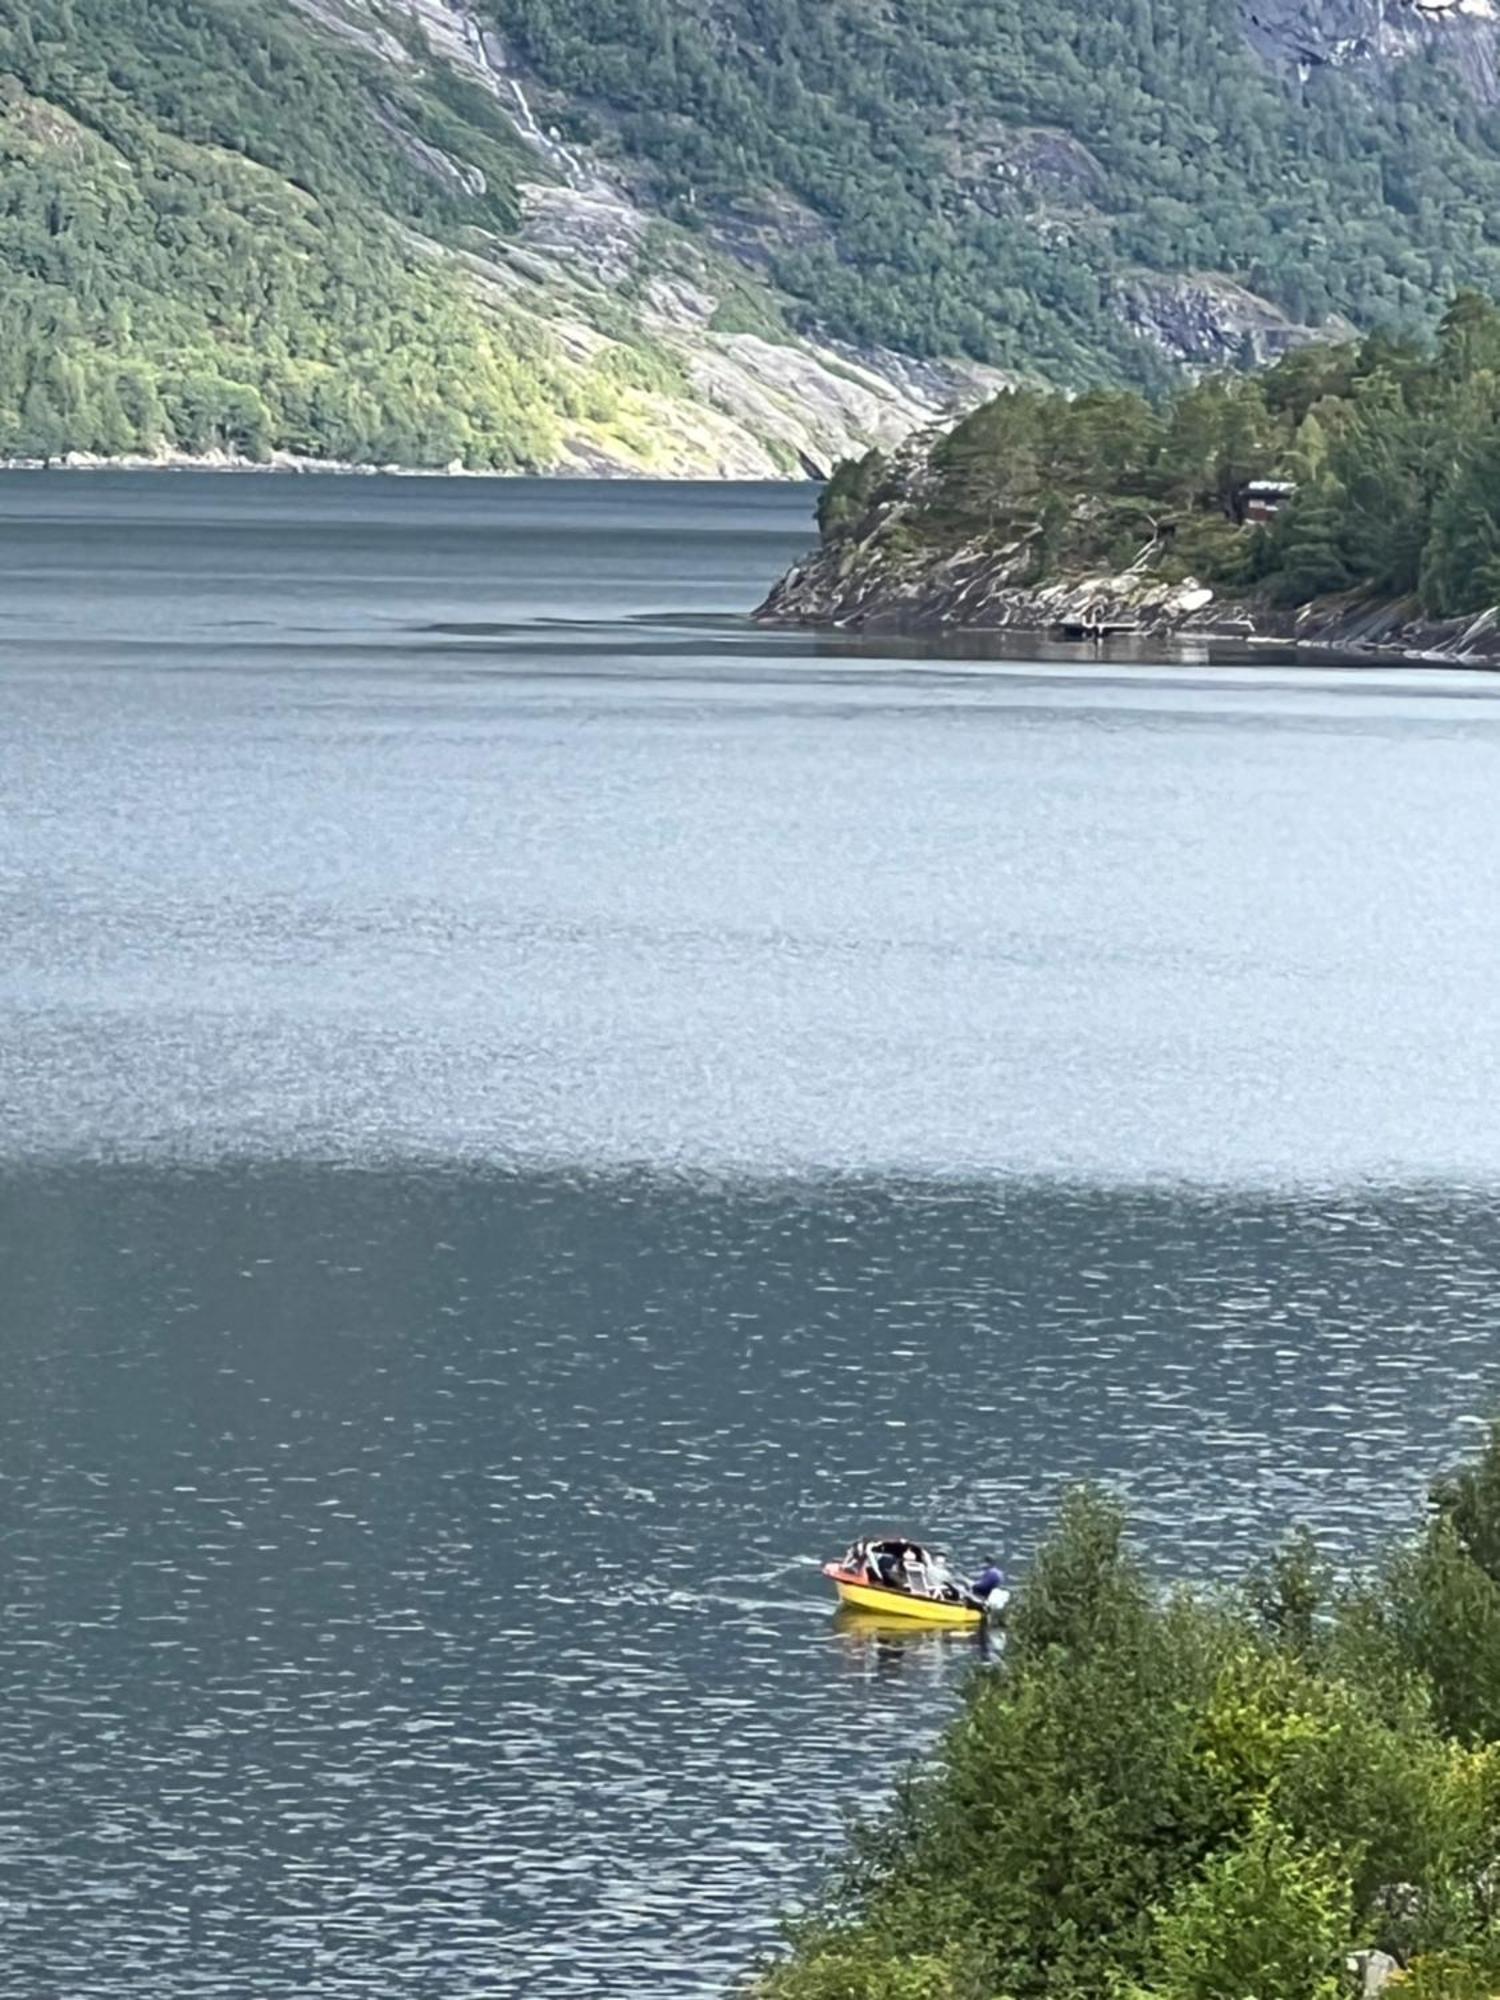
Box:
[0,0,991,473]
[7,0,1500,471]
[494,0,1500,383]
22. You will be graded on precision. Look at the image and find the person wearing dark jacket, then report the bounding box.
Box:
[971,1562,1006,1602]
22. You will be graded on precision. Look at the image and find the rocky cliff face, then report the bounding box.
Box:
[1241,0,1500,99]
[757,517,1222,638]
[759,517,1500,663]
[1113,274,1351,370]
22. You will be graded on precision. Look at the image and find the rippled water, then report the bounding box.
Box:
[9,1167,1500,1996]
[9,475,1500,1180]
[5,475,1500,1996]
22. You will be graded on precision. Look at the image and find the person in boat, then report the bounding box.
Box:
[925,1551,963,1602]
[859,1539,915,1590]
[971,1560,1006,1603]
[869,1542,903,1588]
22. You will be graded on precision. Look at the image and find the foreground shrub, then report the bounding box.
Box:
[1132,1814,1351,2000]
[758,1429,1500,2000]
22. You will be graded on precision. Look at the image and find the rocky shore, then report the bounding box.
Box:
[757,519,1500,668]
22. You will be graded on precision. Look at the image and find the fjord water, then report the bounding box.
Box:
[6,476,1500,1997]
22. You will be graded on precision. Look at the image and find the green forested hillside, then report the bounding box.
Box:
[0,0,921,473]
[0,0,574,465]
[498,0,1500,384]
[7,0,1500,465]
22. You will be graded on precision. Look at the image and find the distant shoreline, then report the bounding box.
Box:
[0,451,811,483]
[0,450,517,480]
[758,595,1500,674]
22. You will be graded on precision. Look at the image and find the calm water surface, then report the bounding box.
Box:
[5,474,1500,1996]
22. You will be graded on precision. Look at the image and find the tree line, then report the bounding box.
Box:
[821,295,1500,621]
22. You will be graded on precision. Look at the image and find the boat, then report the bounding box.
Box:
[823,1564,984,1626]
[821,1537,1006,1628]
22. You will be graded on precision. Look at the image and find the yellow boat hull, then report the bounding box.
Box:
[824,1566,983,1627]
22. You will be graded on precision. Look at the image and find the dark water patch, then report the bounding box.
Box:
[4,1162,1500,1995]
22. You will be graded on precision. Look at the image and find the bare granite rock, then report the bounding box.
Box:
[757,509,1500,667]
[518,184,648,288]
[1242,0,1500,100]
[1114,272,1348,369]
[757,525,1221,636]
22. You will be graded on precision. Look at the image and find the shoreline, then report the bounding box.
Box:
[765,614,1500,676]
[756,549,1500,674]
[0,450,540,480]
[760,606,1500,673]
[0,450,813,483]
[0,449,510,479]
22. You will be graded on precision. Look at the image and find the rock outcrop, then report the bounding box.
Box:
[1241,0,1500,100]
[1115,273,1351,369]
[757,506,1500,667]
[1346,1949,1403,2000]
[758,525,1222,638]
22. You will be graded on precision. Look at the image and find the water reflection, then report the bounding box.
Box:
[828,1608,1000,1686]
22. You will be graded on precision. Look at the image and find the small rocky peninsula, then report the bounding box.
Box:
[758,311,1500,668]
[758,489,1500,663]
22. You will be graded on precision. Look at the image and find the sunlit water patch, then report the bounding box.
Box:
[5,475,1500,1180]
